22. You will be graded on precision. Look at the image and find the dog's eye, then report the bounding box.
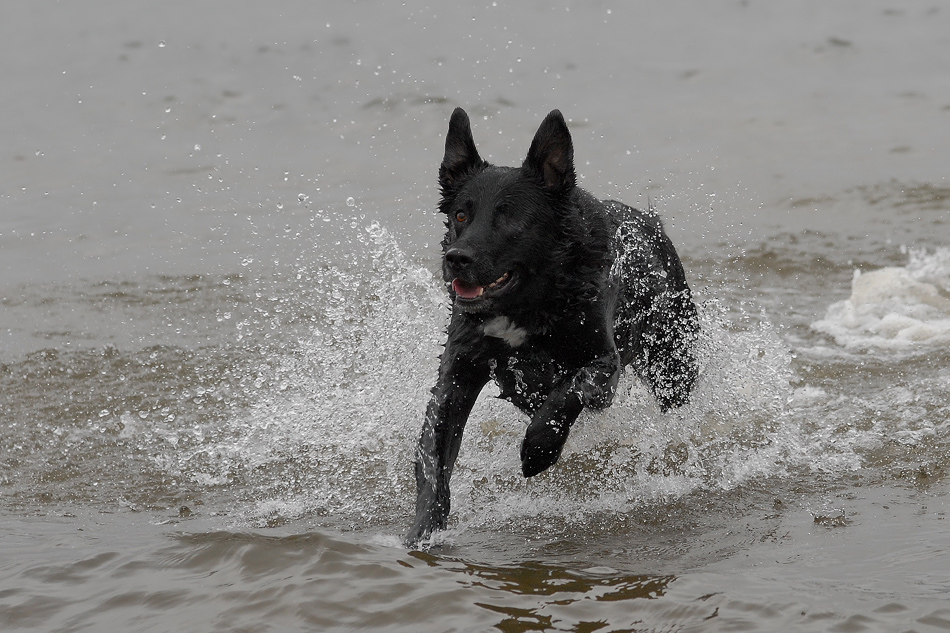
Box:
[455,211,468,223]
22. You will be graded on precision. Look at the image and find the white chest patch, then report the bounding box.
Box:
[482,316,528,347]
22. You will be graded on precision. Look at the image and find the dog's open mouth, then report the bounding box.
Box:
[452,272,512,301]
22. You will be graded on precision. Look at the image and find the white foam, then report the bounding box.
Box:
[811,247,950,350]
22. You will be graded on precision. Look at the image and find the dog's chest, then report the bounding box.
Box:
[489,344,565,415]
[482,316,529,347]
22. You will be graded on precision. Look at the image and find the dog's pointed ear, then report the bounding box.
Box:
[523,110,575,191]
[439,108,483,192]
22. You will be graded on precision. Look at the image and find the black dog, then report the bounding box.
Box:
[406,108,699,546]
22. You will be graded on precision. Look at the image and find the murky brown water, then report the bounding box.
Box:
[2,1,950,631]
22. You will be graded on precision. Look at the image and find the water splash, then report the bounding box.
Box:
[201,221,816,534]
[224,222,446,527]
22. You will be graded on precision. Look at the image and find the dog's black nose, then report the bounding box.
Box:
[444,248,474,269]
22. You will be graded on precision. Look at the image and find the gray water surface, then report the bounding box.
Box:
[2,2,950,631]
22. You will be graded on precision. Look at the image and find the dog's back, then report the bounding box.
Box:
[540,188,699,409]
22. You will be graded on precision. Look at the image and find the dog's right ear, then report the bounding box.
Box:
[439,108,483,193]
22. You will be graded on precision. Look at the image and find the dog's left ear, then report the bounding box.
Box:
[523,110,575,191]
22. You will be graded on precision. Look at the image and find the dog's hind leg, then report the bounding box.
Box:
[520,352,620,477]
[613,213,700,411]
[638,288,700,411]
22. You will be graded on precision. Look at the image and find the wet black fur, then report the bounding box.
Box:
[407,108,699,546]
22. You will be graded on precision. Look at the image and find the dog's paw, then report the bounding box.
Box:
[520,420,568,477]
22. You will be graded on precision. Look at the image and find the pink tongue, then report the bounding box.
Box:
[452,278,483,299]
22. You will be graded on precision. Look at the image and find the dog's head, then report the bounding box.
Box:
[437,108,577,315]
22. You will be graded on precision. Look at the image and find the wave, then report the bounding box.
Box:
[811,247,950,350]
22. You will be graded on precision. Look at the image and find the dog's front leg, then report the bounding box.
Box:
[520,353,620,477]
[406,325,489,547]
